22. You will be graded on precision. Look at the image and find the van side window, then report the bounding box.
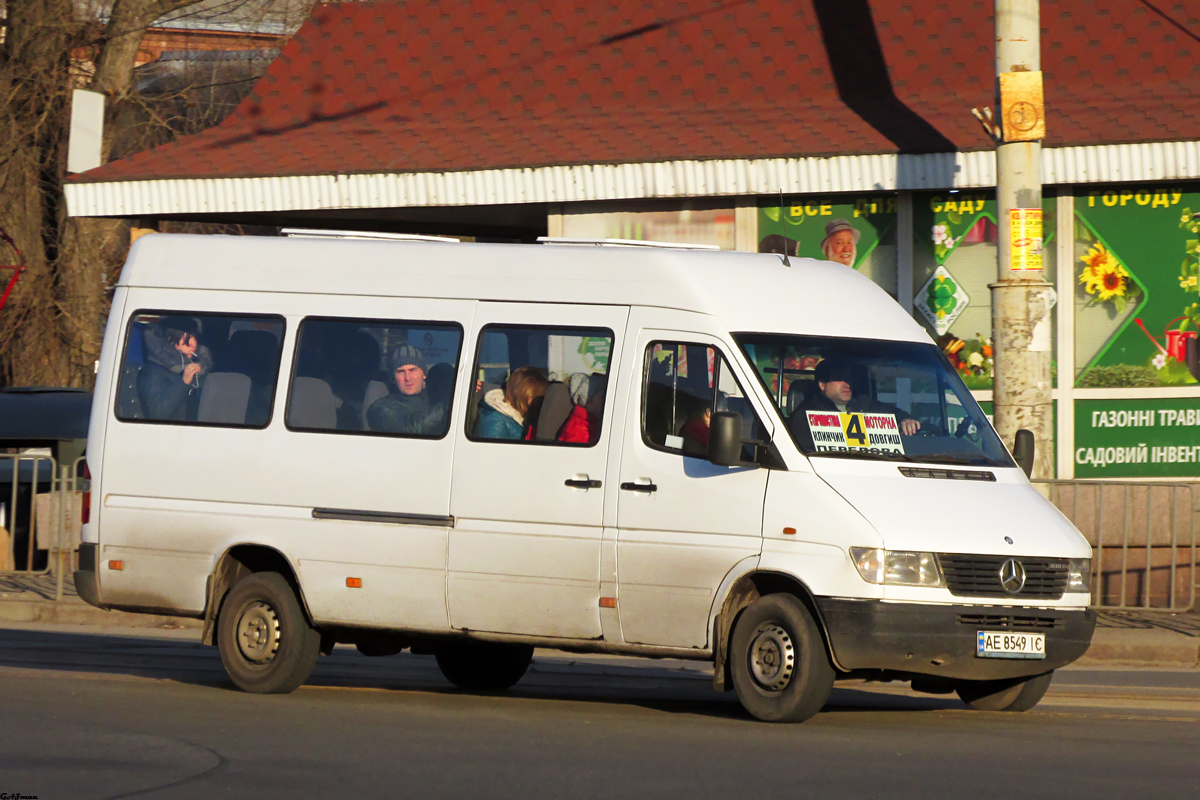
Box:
[286,317,462,438]
[642,341,765,456]
[115,311,285,427]
[467,325,612,445]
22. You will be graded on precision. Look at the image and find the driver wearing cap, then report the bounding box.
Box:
[789,357,921,437]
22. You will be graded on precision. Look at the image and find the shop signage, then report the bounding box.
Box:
[758,195,896,269]
[1075,398,1200,478]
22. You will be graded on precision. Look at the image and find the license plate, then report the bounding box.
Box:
[976,631,1046,659]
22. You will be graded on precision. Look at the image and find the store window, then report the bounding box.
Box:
[561,208,735,250]
[911,192,1057,390]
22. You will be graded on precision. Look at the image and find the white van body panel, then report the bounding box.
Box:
[96,288,473,629]
[758,470,884,599]
[809,458,1093,560]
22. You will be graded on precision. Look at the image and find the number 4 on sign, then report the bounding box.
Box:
[843,414,867,446]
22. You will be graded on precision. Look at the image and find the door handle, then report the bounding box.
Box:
[620,481,658,493]
[564,477,602,489]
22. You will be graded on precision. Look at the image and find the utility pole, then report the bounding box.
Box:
[992,0,1054,478]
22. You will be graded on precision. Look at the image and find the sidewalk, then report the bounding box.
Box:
[2,572,1197,666]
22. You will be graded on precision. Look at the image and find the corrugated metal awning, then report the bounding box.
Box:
[65,141,1200,219]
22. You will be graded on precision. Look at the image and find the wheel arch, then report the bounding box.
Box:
[711,570,838,691]
[201,544,312,646]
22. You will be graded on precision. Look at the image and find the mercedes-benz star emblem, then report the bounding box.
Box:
[999,558,1027,594]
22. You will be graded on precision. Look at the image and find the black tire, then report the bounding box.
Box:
[435,641,534,691]
[217,572,320,694]
[956,671,1053,712]
[729,594,835,723]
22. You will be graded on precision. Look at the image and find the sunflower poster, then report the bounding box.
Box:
[1073,186,1200,387]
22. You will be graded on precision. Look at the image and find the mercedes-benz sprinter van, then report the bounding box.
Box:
[76,233,1095,722]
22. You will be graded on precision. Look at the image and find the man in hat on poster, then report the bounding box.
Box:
[366,343,447,435]
[820,219,860,267]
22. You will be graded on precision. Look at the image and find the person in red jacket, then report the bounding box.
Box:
[556,372,608,444]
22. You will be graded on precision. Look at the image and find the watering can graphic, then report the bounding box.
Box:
[1134,317,1197,361]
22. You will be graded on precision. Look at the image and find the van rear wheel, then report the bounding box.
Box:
[956,671,1053,712]
[729,594,835,723]
[435,641,533,691]
[217,572,320,694]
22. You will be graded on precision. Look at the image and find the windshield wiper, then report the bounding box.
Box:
[909,452,999,467]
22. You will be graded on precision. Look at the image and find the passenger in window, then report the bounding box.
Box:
[788,358,920,435]
[476,366,549,440]
[680,401,712,456]
[366,345,446,435]
[137,316,213,421]
[557,372,607,444]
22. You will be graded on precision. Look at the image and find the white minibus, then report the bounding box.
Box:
[76,233,1095,722]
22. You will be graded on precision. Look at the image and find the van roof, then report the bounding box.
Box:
[121,234,930,342]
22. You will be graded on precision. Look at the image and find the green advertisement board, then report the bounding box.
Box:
[1073,186,1200,387]
[758,196,896,268]
[1075,398,1200,478]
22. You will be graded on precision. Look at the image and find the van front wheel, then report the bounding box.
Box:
[217,572,320,694]
[435,641,533,691]
[730,594,835,723]
[956,671,1053,712]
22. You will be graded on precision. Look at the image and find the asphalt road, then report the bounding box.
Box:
[1,623,1197,800]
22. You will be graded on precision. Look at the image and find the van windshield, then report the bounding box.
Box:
[735,334,1014,469]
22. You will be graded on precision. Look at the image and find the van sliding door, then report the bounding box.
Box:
[448,303,628,640]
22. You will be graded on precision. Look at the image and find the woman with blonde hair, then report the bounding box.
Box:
[476,366,550,439]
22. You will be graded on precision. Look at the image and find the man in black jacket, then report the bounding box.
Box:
[137,317,213,421]
[787,357,920,444]
[366,344,446,435]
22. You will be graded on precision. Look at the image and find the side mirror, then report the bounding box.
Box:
[709,411,744,467]
[1012,428,1035,478]
[1188,337,1200,382]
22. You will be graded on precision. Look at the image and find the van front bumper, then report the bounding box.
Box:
[814,597,1096,681]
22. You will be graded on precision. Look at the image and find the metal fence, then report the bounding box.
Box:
[1,453,85,601]
[1035,480,1198,613]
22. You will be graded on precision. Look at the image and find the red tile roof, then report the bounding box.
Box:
[74,0,1200,184]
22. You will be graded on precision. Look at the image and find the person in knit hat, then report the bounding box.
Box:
[366,343,446,434]
[556,372,607,444]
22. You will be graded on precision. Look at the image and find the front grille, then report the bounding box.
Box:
[938,554,1068,599]
[956,613,1063,630]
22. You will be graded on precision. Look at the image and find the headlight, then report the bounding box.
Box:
[1066,558,1092,593]
[850,547,945,587]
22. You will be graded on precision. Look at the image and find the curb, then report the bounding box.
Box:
[1078,628,1200,668]
[0,599,201,629]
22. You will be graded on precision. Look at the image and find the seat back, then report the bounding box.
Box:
[361,379,390,429]
[289,377,340,429]
[197,372,252,424]
[535,381,572,440]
